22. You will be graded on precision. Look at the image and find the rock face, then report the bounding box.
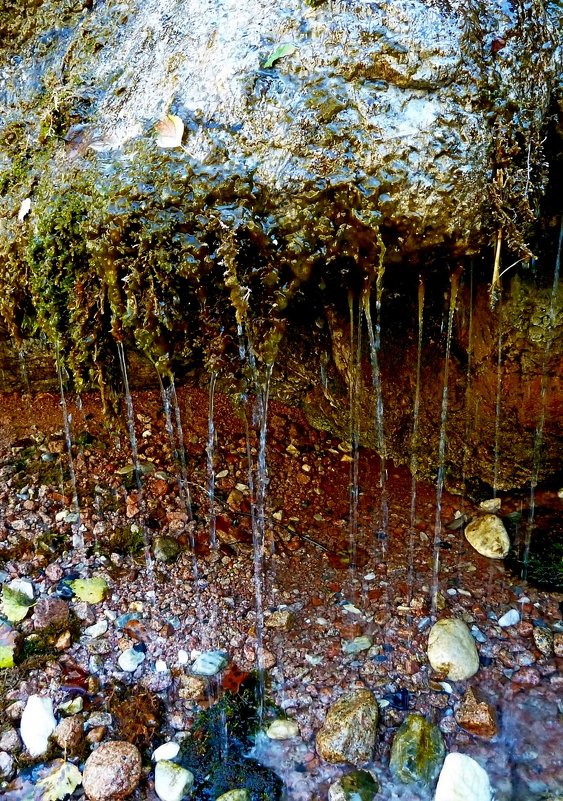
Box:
[389,713,445,788]
[427,618,479,681]
[434,753,492,801]
[464,515,510,559]
[455,688,498,738]
[316,688,379,765]
[83,741,142,801]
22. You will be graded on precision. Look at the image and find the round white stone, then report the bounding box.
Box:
[266,719,299,740]
[153,742,180,762]
[20,695,57,757]
[154,760,194,801]
[434,752,492,801]
[427,618,479,681]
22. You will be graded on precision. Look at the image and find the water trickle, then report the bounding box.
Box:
[207,370,219,550]
[407,277,425,606]
[55,342,83,549]
[430,268,461,617]
[116,341,154,580]
[492,297,504,497]
[522,219,562,575]
[347,292,362,581]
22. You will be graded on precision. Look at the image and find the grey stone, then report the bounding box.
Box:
[191,650,229,676]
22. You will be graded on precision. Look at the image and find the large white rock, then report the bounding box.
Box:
[155,761,194,801]
[427,618,479,681]
[20,695,57,757]
[434,753,492,801]
[464,515,510,559]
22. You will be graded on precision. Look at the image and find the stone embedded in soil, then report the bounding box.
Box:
[265,609,294,629]
[191,649,229,676]
[118,647,146,672]
[266,719,300,740]
[427,618,479,681]
[20,695,57,757]
[83,741,142,801]
[464,514,510,559]
[153,536,181,563]
[328,770,379,801]
[154,760,194,801]
[53,715,84,752]
[216,792,250,801]
[342,636,372,654]
[498,608,520,627]
[316,688,379,765]
[389,712,445,788]
[454,688,498,738]
[532,625,554,656]
[434,752,492,801]
[32,598,70,631]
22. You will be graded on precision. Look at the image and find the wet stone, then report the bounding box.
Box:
[153,536,180,563]
[265,609,294,629]
[118,647,146,672]
[216,792,250,801]
[427,618,479,680]
[328,770,380,801]
[434,752,492,801]
[316,688,379,765]
[53,715,84,752]
[533,626,554,657]
[464,515,510,559]
[0,751,15,780]
[455,687,498,738]
[154,760,194,801]
[389,713,445,788]
[83,741,142,801]
[191,650,229,676]
[32,598,69,631]
[0,728,21,754]
[498,609,520,627]
[266,719,300,740]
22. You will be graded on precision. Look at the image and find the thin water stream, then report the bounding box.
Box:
[430,269,461,617]
[207,370,219,551]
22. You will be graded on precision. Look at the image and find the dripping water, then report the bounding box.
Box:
[55,341,83,549]
[116,341,154,581]
[522,220,562,575]
[347,292,362,583]
[492,296,504,496]
[407,277,425,606]
[430,269,461,617]
[207,371,219,550]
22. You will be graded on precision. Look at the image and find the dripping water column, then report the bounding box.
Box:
[347,292,362,584]
[116,341,154,582]
[522,219,562,574]
[492,296,504,496]
[207,371,219,551]
[430,269,461,617]
[407,277,425,605]
[55,342,83,549]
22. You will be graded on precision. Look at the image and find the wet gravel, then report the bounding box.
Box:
[0,388,561,800]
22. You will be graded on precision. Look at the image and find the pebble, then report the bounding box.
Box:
[32,598,69,631]
[498,609,520,627]
[342,636,372,654]
[435,753,492,801]
[178,649,189,665]
[0,751,15,780]
[533,626,554,656]
[83,741,142,801]
[155,761,194,801]
[328,770,379,801]
[118,647,146,672]
[554,633,563,657]
[0,728,21,754]
[216,792,250,801]
[265,610,294,629]
[455,687,498,738]
[266,719,300,740]
[9,579,34,599]
[389,713,445,788]
[20,695,57,757]
[53,715,84,752]
[152,742,180,762]
[427,618,479,680]
[191,650,229,676]
[84,619,109,638]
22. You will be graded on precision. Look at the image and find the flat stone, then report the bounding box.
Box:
[83,741,142,801]
[342,636,373,655]
[464,515,510,559]
[328,770,379,801]
[266,719,300,740]
[389,712,445,787]
[434,753,492,801]
[191,650,229,676]
[154,760,194,801]
[455,688,498,738]
[20,695,57,757]
[427,618,479,681]
[316,688,379,765]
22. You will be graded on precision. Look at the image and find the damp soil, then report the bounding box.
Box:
[0,387,561,800]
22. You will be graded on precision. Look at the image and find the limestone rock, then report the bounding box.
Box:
[454,688,498,738]
[316,688,379,765]
[118,647,146,672]
[20,695,57,757]
[434,753,492,801]
[83,741,142,801]
[464,515,510,559]
[427,618,479,681]
[389,713,445,788]
[154,760,194,801]
[328,770,379,801]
